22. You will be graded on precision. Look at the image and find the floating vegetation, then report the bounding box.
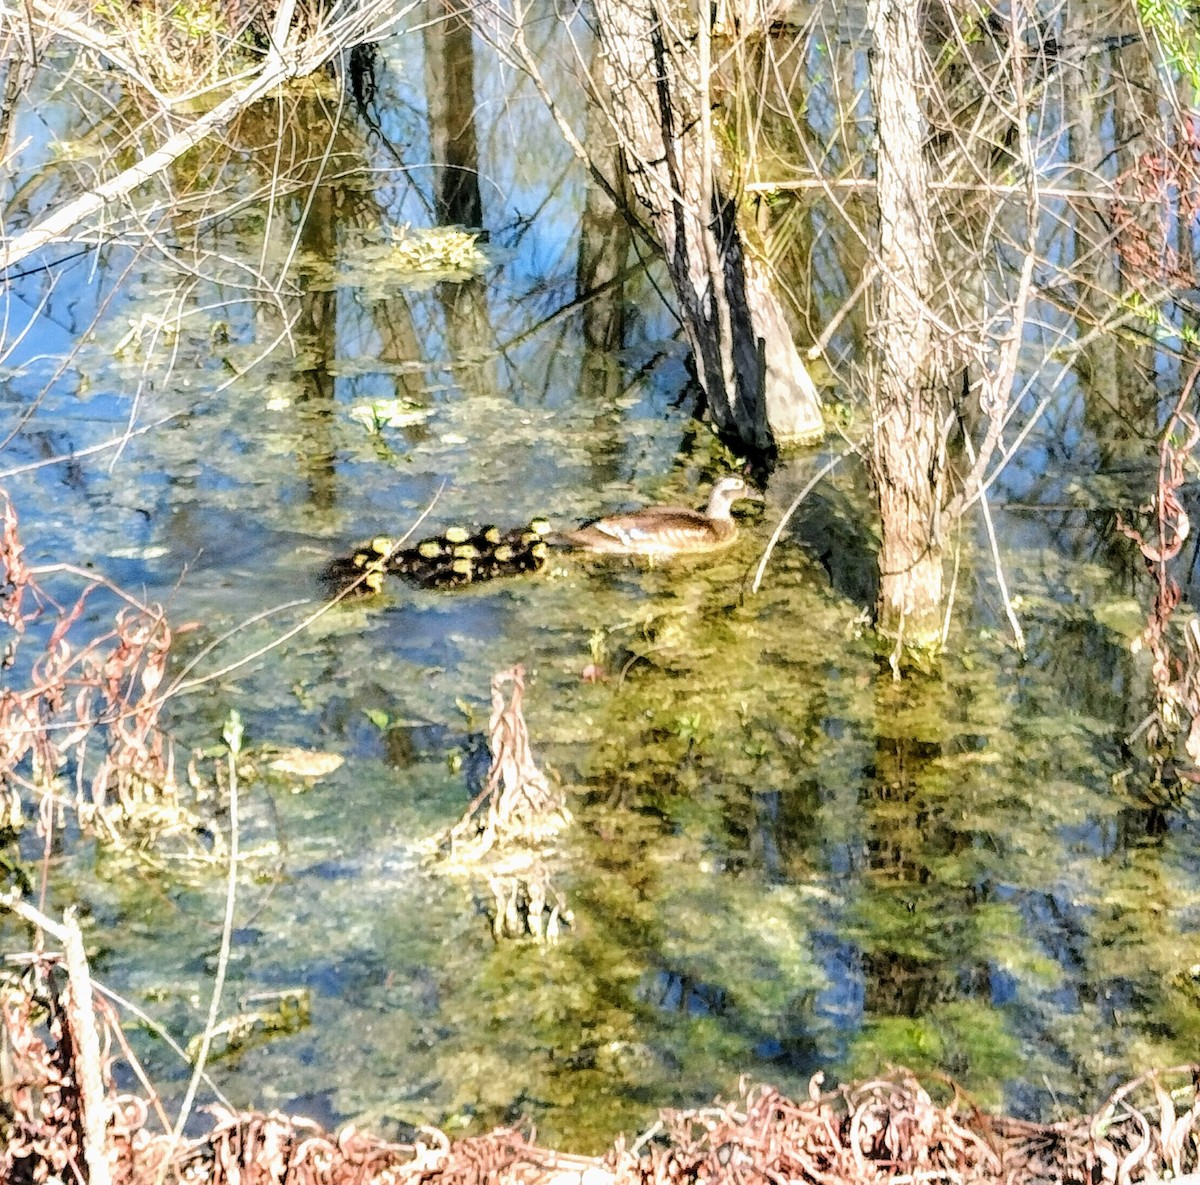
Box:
[266,748,345,780]
[185,989,312,1062]
[312,226,491,295]
[385,225,490,275]
[348,399,437,434]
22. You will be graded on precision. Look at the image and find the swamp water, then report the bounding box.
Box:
[1,16,1199,1158]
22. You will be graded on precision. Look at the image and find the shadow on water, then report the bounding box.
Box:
[1,0,1199,1160]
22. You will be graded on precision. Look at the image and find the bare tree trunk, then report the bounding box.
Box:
[592,0,823,455]
[868,0,948,649]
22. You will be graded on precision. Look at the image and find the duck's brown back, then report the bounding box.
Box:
[561,507,737,556]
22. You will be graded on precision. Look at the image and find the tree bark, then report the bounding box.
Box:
[425,0,483,230]
[591,0,824,456]
[868,0,948,649]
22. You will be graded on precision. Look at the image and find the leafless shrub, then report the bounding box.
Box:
[0,967,87,1185]
[0,489,188,844]
[612,1071,1200,1185]
[2,947,1199,1185]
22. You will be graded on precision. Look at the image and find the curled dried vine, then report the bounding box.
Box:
[1118,373,1200,773]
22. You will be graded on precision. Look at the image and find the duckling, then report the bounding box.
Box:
[387,528,468,581]
[471,525,504,549]
[321,535,396,596]
[413,555,476,589]
[322,556,388,596]
[472,525,551,580]
[396,522,544,589]
[551,476,762,557]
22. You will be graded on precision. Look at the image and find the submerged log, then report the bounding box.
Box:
[591,0,824,455]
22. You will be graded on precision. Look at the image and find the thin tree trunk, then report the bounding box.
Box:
[424,0,494,389]
[576,38,633,485]
[425,0,483,230]
[868,0,947,648]
[592,0,823,455]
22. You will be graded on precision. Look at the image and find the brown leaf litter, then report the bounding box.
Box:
[3,961,1198,1185]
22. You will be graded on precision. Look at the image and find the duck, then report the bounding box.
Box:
[551,476,763,557]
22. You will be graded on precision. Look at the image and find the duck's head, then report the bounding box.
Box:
[706,475,764,518]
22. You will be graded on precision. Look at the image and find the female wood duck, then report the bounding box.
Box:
[552,476,762,557]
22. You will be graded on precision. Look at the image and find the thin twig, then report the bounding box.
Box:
[154,715,241,1185]
[91,981,233,1110]
[0,893,112,1185]
[159,483,446,702]
[964,433,1025,656]
[940,521,963,649]
[0,413,185,480]
[751,449,852,594]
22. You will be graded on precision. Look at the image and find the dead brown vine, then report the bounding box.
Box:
[3,948,1199,1185]
[1116,372,1200,771]
[0,488,183,842]
[1113,120,1200,291]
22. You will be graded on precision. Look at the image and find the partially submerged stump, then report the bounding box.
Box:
[449,665,571,856]
[441,665,572,942]
[590,0,824,454]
